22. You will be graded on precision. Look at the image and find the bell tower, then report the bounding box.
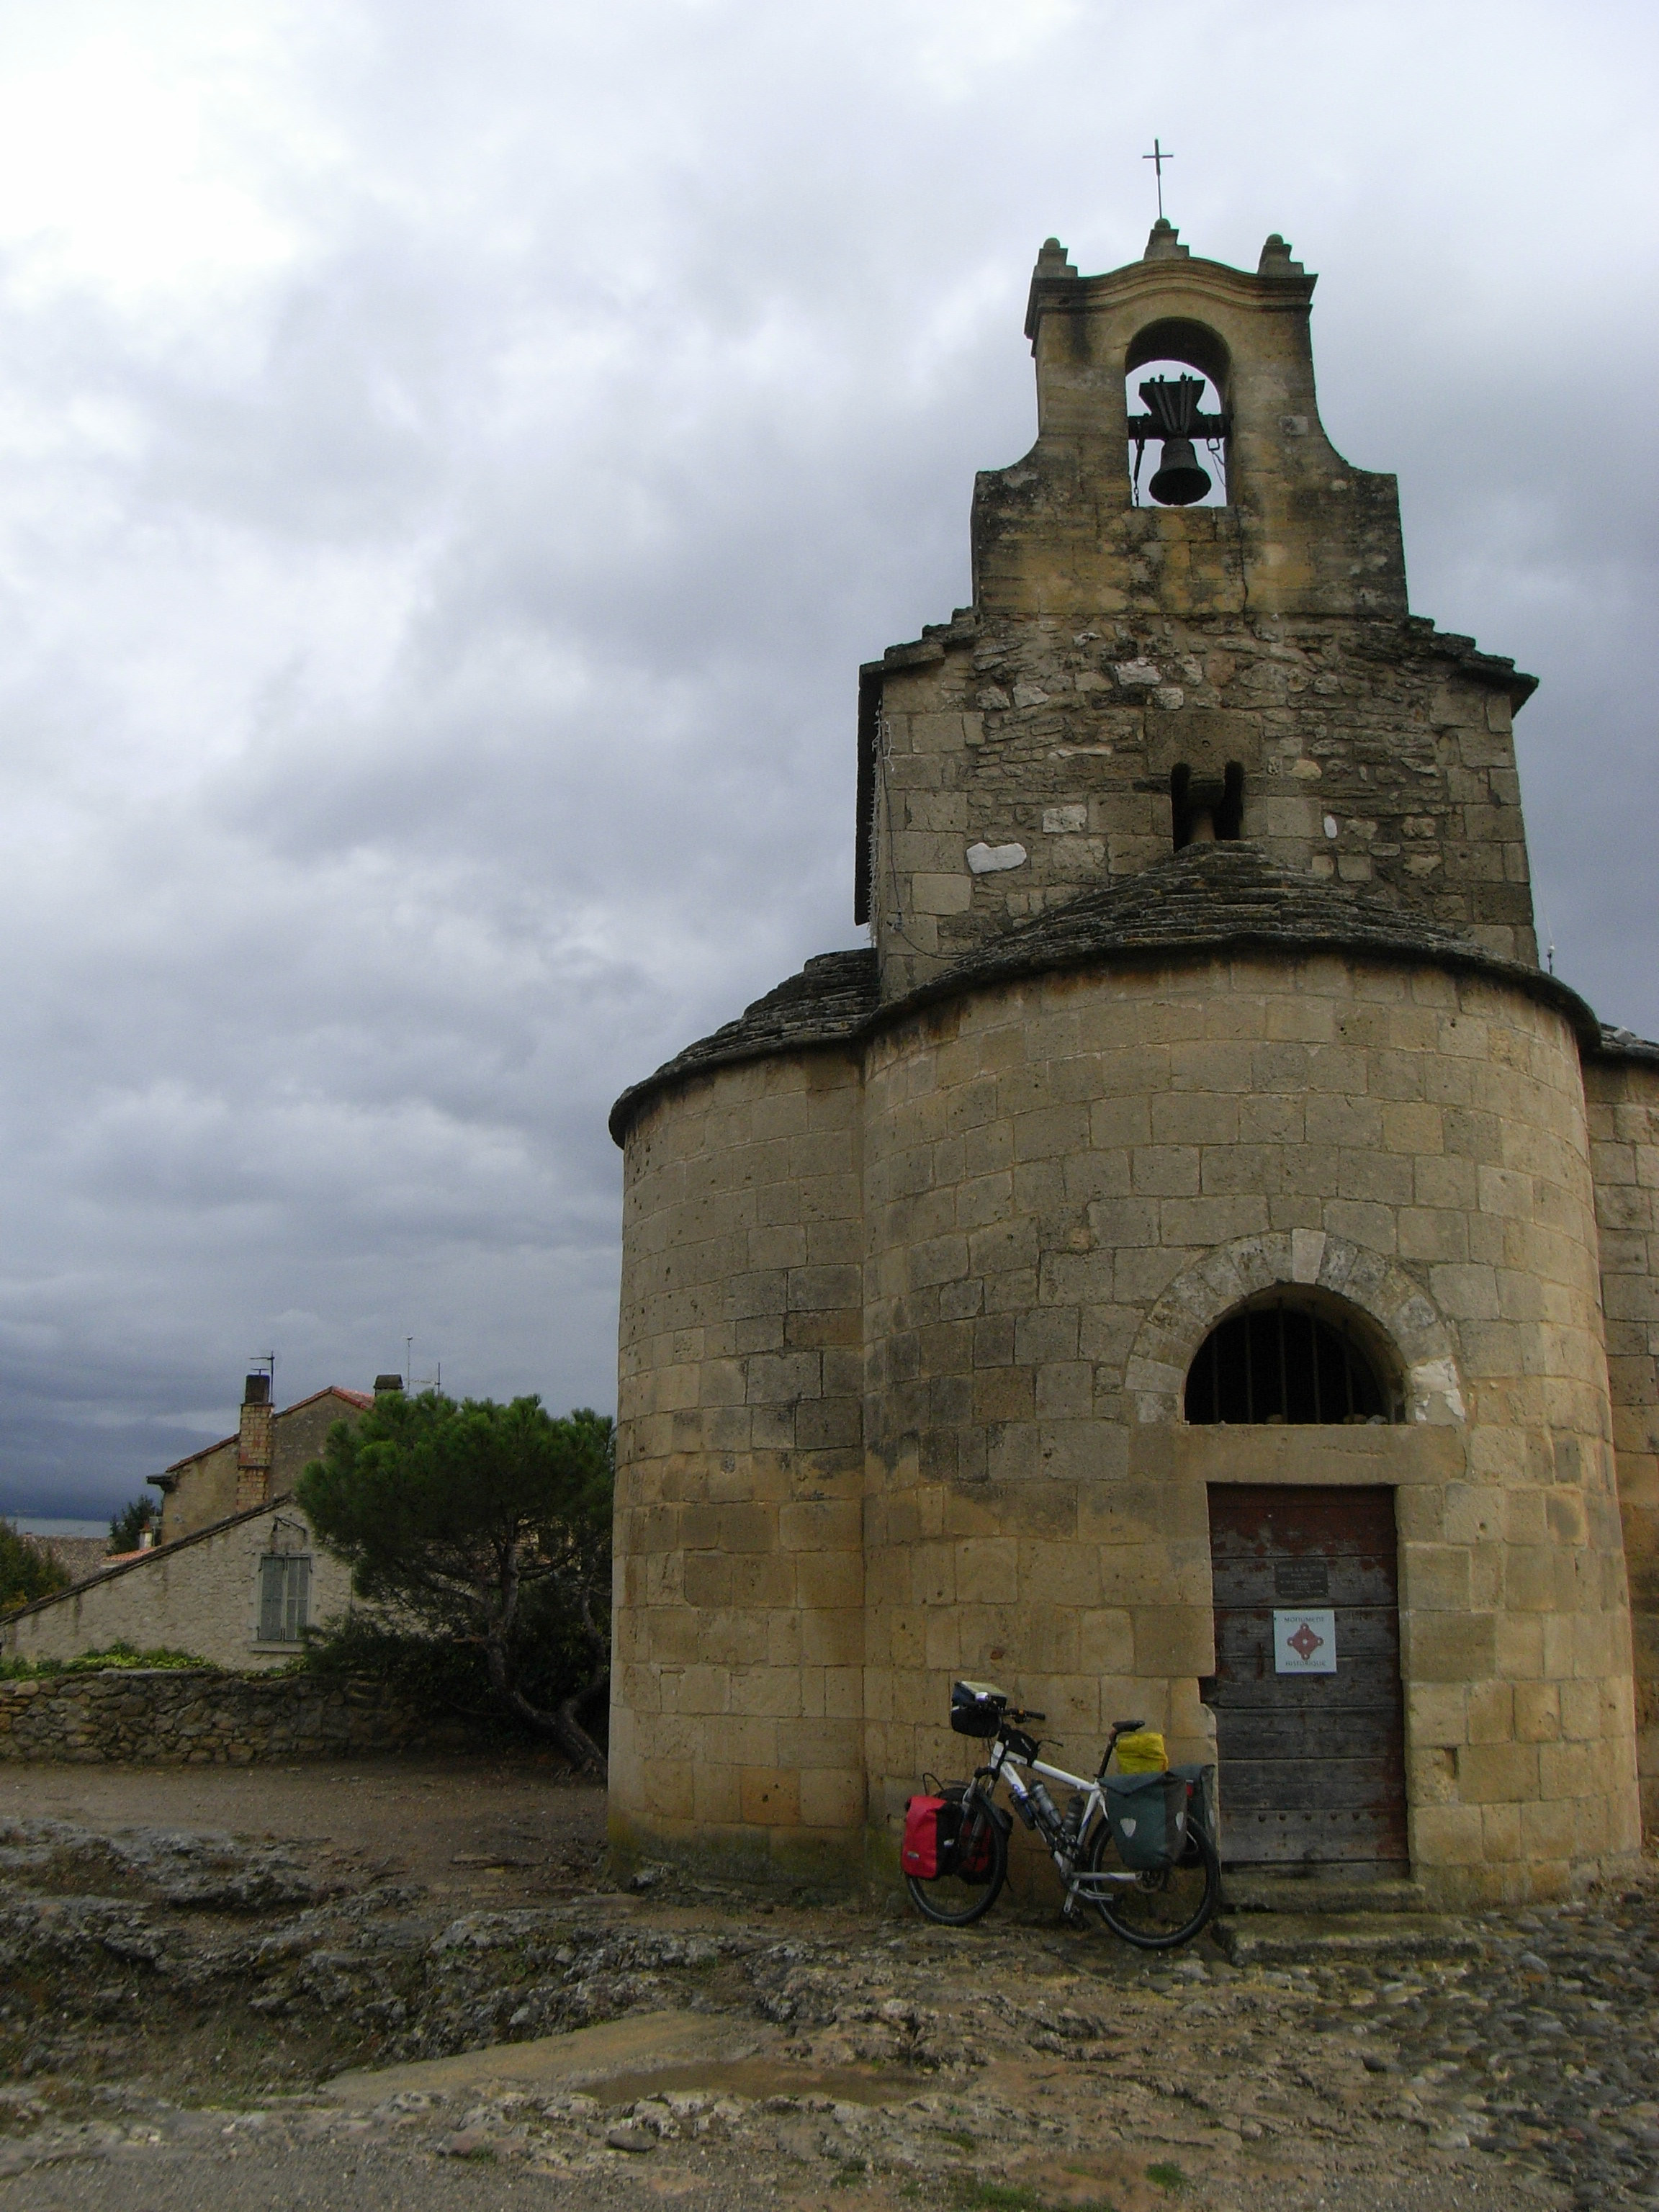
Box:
[857,223,1539,999]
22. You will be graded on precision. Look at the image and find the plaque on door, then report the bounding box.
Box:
[1274,1607,1338,1673]
[1274,1557,1330,1601]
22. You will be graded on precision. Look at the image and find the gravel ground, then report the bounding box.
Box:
[1,1761,1655,2212]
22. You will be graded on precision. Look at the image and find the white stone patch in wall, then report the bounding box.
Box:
[1410,1357,1467,1424]
[1155,687,1185,709]
[1113,660,1161,686]
[1012,683,1051,708]
[1291,1228,1327,1284]
[966,842,1028,875]
[1043,805,1087,834]
[1324,814,1339,838]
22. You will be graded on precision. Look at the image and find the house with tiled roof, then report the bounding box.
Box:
[1,1372,392,1671]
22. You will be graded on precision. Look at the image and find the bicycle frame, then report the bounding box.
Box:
[974,1735,1141,1908]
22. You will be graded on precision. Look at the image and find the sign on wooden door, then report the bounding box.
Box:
[1205,1484,1408,1867]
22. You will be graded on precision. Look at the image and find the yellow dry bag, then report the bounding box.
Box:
[1113,1729,1169,1773]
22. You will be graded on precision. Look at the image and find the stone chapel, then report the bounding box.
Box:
[606,220,1659,1906]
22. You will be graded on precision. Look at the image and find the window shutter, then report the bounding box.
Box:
[288,1558,311,1640]
[258,1555,284,1641]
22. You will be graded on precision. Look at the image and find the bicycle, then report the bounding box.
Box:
[903,1688,1220,1950]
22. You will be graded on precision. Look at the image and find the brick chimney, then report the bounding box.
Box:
[235,1372,274,1511]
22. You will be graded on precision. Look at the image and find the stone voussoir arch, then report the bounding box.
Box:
[1123,1228,1466,1427]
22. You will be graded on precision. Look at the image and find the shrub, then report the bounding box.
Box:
[0,1640,208,1680]
[0,1523,70,1614]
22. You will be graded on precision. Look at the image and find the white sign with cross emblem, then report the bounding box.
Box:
[1273,1606,1337,1674]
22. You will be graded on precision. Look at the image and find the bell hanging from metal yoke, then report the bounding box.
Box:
[1149,435,1210,505]
[1140,373,1213,505]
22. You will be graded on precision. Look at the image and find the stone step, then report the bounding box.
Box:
[1221,1874,1426,1916]
[1212,1911,1483,1969]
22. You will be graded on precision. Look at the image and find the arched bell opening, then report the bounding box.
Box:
[1125,317,1231,509]
[1184,1289,1402,1425]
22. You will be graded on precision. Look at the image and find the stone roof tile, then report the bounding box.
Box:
[611,843,1617,1140]
[1595,1024,1659,1070]
[608,950,878,1139]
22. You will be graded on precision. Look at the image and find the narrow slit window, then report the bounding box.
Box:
[1184,1303,1389,1424]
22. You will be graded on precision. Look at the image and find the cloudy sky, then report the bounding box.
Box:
[1,0,1655,1516]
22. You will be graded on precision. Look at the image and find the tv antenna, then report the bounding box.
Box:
[405,1336,441,1392]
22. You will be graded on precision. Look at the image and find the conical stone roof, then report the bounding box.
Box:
[611,841,1616,1141]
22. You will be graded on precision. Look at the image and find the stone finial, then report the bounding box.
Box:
[1258,233,1305,276]
[1033,236,1076,279]
[1143,217,1190,261]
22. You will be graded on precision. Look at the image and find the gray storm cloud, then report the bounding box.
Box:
[0,0,1655,1510]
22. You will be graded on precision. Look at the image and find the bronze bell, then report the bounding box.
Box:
[1148,436,1211,505]
[1139,373,1213,505]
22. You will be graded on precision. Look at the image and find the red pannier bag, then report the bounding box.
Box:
[947,1785,994,1881]
[902,1794,948,1878]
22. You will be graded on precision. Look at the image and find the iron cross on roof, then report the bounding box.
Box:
[1143,138,1173,218]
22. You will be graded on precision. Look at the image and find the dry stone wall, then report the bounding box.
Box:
[0,1667,462,1763]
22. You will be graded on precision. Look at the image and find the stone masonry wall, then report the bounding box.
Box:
[864,239,1535,999]
[1583,1053,1659,1829]
[162,1390,368,1543]
[869,619,1534,1002]
[161,1434,242,1540]
[611,1047,866,1877]
[858,952,1638,1905]
[0,1666,460,1763]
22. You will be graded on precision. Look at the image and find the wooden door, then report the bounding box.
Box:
[1205,1484,1408,1867]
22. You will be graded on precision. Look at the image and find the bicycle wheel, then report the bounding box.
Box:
[904,1795,1008,1926]
[1085,1813,1219,1949]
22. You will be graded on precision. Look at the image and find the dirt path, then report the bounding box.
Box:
[0,1757,607,1905]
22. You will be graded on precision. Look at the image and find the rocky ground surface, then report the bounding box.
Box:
[0,1762,1655,2212]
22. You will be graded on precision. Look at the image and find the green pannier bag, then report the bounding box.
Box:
[1104,1771,1188,1871]
[1169,1761,1216,1845]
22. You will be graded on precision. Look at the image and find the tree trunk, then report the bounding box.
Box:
[478,1558,609,1780]
[505,1673,608,1779]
